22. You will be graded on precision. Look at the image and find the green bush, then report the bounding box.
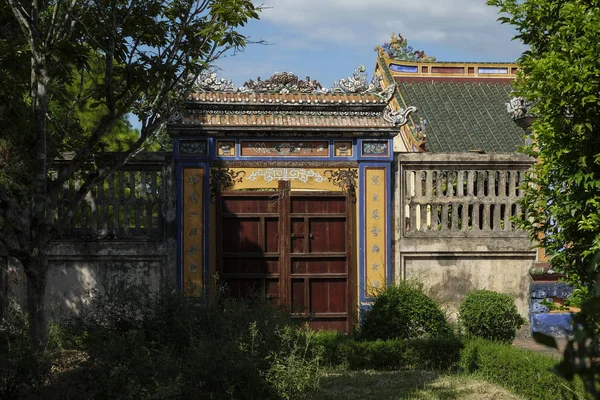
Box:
[0,302,49,399]
[265,326,323,400]
[459,289,524,343]
[314,331,463,371]
[359,281,452,341]
[460,339,587,400]
[50,285,323,400]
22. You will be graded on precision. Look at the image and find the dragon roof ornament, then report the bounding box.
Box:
[241,72,327,94]
[194,70,238,92]
[383,105,416,126]
[331,65,382,94]
[506,96,534,120]
[193,66,391,96]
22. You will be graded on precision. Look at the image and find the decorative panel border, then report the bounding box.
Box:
[182,167,205,294]
[362,141,390,157]
[364,167,387,297]
[179,140,209,156]
[240,140,329,157]
[216,140,235,156]
[334,141,353,157]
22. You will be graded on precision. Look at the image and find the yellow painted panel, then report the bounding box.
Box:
[216,141,235,156]
[334,141,353,157]
[182,168,204,294]
[365,168,387,296]
[214,167,355,192]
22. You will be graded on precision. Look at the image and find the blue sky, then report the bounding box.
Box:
[214,0,527,89]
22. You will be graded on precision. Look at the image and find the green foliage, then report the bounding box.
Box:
[460,339,588,400]
[49,285,322,400]
[2,0,261,348]
[533,264,600,398]
[265,326,323,400]
[314,331,463,371]
[487,0,600,290]
[0,303,49,399]
[487,1,600,394]
[359,281,452,341]
[459,290,524,343]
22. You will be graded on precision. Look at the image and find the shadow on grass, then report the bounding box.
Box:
[316,369,522,400]
[316,370,441,400]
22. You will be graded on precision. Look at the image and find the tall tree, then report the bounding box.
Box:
[489,2,600,394]
[0,0,260,348]
[488,0,600,290]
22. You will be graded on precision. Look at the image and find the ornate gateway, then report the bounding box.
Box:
[169,67,414,331]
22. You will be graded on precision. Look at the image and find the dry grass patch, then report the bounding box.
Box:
[316,370,524,400]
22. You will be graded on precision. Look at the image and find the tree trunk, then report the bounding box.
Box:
[25,251,48,350]
[27,8,50,349]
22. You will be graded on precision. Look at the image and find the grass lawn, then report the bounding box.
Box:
[316,370,524,400]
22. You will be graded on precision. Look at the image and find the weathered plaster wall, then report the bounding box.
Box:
[393,153,536,319]
[46,242,170,316]
[2,241,173,318]
[0,154,178,318]
[399,253,533,318]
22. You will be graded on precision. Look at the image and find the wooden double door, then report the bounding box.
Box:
[217,182,355,332]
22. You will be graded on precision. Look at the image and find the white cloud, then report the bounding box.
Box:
[256,0,524,60]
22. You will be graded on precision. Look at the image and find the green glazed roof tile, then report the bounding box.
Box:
[396,81,524,153]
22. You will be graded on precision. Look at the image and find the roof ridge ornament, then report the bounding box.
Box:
[506,96,534,120]
[241,72,326,94]
[383,105,416,126]
[195,70,238,92]
[331,65,382,94]
[381,33,436,62]
[381,83,396,103]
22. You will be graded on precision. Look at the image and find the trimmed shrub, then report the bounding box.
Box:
[314,331,463,371]
[460,339,587,400]
[360,281,452,341]
[459,289,524,343]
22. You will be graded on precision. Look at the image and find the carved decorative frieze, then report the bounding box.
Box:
[324,168,358,203]
[211,160,358,169]
[240,141,329,157]
[245,168,327,183]
[185,109,384,117]
[209,168,246,202]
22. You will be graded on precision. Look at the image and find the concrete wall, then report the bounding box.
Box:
[394,153,536,319]
[2,240,175,318]
[0,153,177,318]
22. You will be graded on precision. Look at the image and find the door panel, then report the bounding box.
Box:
[217,190,354,332]
[218,194,280,303]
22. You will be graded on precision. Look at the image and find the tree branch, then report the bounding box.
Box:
[6,0,34,48]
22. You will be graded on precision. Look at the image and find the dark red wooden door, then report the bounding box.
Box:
[218,193,281,303]
[217,185,354,332]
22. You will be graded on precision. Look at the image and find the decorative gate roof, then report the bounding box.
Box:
[373,47,525,153]
[171,66,415,136]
